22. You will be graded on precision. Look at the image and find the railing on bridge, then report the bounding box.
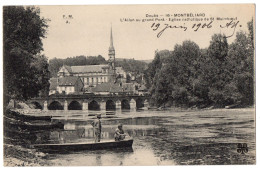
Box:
[28,93,150,111]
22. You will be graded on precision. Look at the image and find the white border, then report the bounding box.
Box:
[0,1,258,170]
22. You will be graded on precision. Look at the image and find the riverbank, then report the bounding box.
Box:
[8,106,255,122]
[4,107,255,166]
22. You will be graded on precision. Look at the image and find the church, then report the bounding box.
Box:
[52,27,128,95]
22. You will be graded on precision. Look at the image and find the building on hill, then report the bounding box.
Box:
[57,76,84,94]
[56,26,127,89]
[49,76,84,95]
[90,82,123,95]
[90,82,138,95]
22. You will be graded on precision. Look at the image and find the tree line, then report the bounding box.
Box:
[3,6,50,107]
[49,56,148,78]
[49,55,107,77]
[144,19,254,108]
[115,58,148,74]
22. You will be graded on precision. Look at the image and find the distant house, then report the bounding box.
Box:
[49,76,84,95]
[91,82,123,95]
[137,84,148,96]
[122,83,136,94]
[115,67,127,83]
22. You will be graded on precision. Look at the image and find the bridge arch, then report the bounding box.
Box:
[88,100,100,111]
[30,101,43,110]
[136,98,144,109]
[48,101,63,110]
[106,100,116,110]
[121,99,130,110]
[68,101,82,110]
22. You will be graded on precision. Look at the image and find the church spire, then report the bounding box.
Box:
[108,24,116,75]
[110,26,114,49]
[109,25,115,52]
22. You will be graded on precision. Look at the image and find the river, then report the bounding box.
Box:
[4,108,255,166]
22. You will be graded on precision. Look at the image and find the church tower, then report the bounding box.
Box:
[108,26,116,74]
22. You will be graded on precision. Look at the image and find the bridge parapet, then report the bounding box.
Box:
[28,94,150,111]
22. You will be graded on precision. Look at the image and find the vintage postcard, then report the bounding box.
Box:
[2,4,255,166]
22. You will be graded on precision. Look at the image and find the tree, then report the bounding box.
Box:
[144,52,162,89]
[207,34,228,61]
[150,65,173,107]
[147,41,204,107]
[31,55,50,97]
[247,18,254,48]
[143,20,254,108]
[204,34,230,106]
[115,59,148,74]
[3,6,49,105]
[226,20,254,105]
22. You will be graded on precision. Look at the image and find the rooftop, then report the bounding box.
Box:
[92,82,123,93]
[58,76,81,86]
[70,65,109,73]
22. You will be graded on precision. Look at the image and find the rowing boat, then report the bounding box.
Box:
[33,139,133,153]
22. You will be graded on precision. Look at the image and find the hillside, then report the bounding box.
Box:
[49,55,148,77]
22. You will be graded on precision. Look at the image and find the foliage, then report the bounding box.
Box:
[144,53,162,89]
[115,59,148,74]
[226,27,254,105]
[49,55,107,77]
[144,19,254,108]
[3,6,50,104]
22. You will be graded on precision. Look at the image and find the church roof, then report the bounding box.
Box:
[64,65,72,73]
[92,82,123,93]
[58,76,81,86]
[70,65,109,73]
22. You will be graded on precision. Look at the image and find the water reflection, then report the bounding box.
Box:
[8,108,256,165]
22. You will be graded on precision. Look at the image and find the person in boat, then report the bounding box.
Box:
[91,114,102,143]
[114,124,126,141]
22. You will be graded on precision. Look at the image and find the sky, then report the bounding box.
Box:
[39,4,255,61]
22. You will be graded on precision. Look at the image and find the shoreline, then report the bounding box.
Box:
[8,106,255,122]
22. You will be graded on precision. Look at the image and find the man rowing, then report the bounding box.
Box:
[114,124,126,141]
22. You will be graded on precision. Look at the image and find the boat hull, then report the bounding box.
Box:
[33,139,134,153]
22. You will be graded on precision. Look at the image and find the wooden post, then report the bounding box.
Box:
[64,100,68,111]
[44,101,48,111]
[100,100,106,112]
[116,100,121,111]
[130,99,136,111]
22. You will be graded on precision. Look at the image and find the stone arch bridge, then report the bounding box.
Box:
[28,94,149,111]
